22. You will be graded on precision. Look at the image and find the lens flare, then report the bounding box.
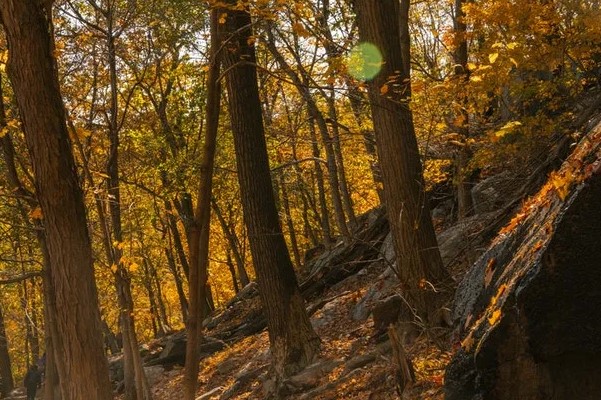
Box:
[347,42,383,81]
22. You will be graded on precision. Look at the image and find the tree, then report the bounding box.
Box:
[0,301,13,397]
[452,0,475,219]
[0,1,112,399]
[183,6,222,399]
[353,0,452,323]
[221,0,320,387]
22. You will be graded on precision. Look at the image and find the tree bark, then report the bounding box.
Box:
[0,302,14,397]
[279,171,302,268]
[183,7,222,399]
[353,0,452,323]
[0,2,112,398]
[105,18,151,399]
[453,0,475,219]
[222,2,320,387]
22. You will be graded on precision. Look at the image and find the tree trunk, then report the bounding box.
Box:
[453,0,475,219]
[183,7,222,399]
[164,243,189,323]
[226,251,241,293]
[0,302,14,397]
[309,118,334,246]
[279,172,302,268]
[222,2,320,388]
[105,20,152,398]
[211,198,250,287]
[353,0,452,323]
[0,3,112,398]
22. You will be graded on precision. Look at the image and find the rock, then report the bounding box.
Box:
[311,295,348,329]
[143,365,164,387]
[351,267,399,321]
[437,211,501,269]
[470,171,514,214]
[216,357,240,376]
[108,354,124,383]
[379,232,395,267]
[198,336,226,358]
[300,207,389,299]
[446,123,601,400]
[372,295,419,345]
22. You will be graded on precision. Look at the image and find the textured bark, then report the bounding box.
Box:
[106,20,151,399]
[0,302,14,397]
[222,2,320,386]
[353,0,452,322]
[183,7,222,400]
[453,0,475,219]
[0,2,112,398]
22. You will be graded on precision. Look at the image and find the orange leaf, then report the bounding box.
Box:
[29,207,43,220]
[488,309,502,326]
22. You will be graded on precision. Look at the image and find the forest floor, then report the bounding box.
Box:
[147,259,453,400]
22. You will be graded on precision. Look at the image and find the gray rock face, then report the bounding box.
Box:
[470,171,514,214]
[446,124,601,400]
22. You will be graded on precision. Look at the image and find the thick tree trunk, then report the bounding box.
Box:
[353,0,452,323]
[222,2,320,388]
[0,3,112,398]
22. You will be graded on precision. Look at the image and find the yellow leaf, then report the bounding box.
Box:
[550,172,571,201]
[110,264,118,273]
[470,75,482,82]
[29,207,43,220]
[380,83,389,95]
[491,42,503,49]
[218,13,227,24]
[507,42,519,50]
[129,262,139,273]
[467,62,477,71]
[0,127,8,138]
[509,58,518,68]
[488,309,502,326]
[489,53,499,64]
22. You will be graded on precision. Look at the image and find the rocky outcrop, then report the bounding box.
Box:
[445,122,601,400]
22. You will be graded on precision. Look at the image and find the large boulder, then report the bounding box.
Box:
[445,123,601,400]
